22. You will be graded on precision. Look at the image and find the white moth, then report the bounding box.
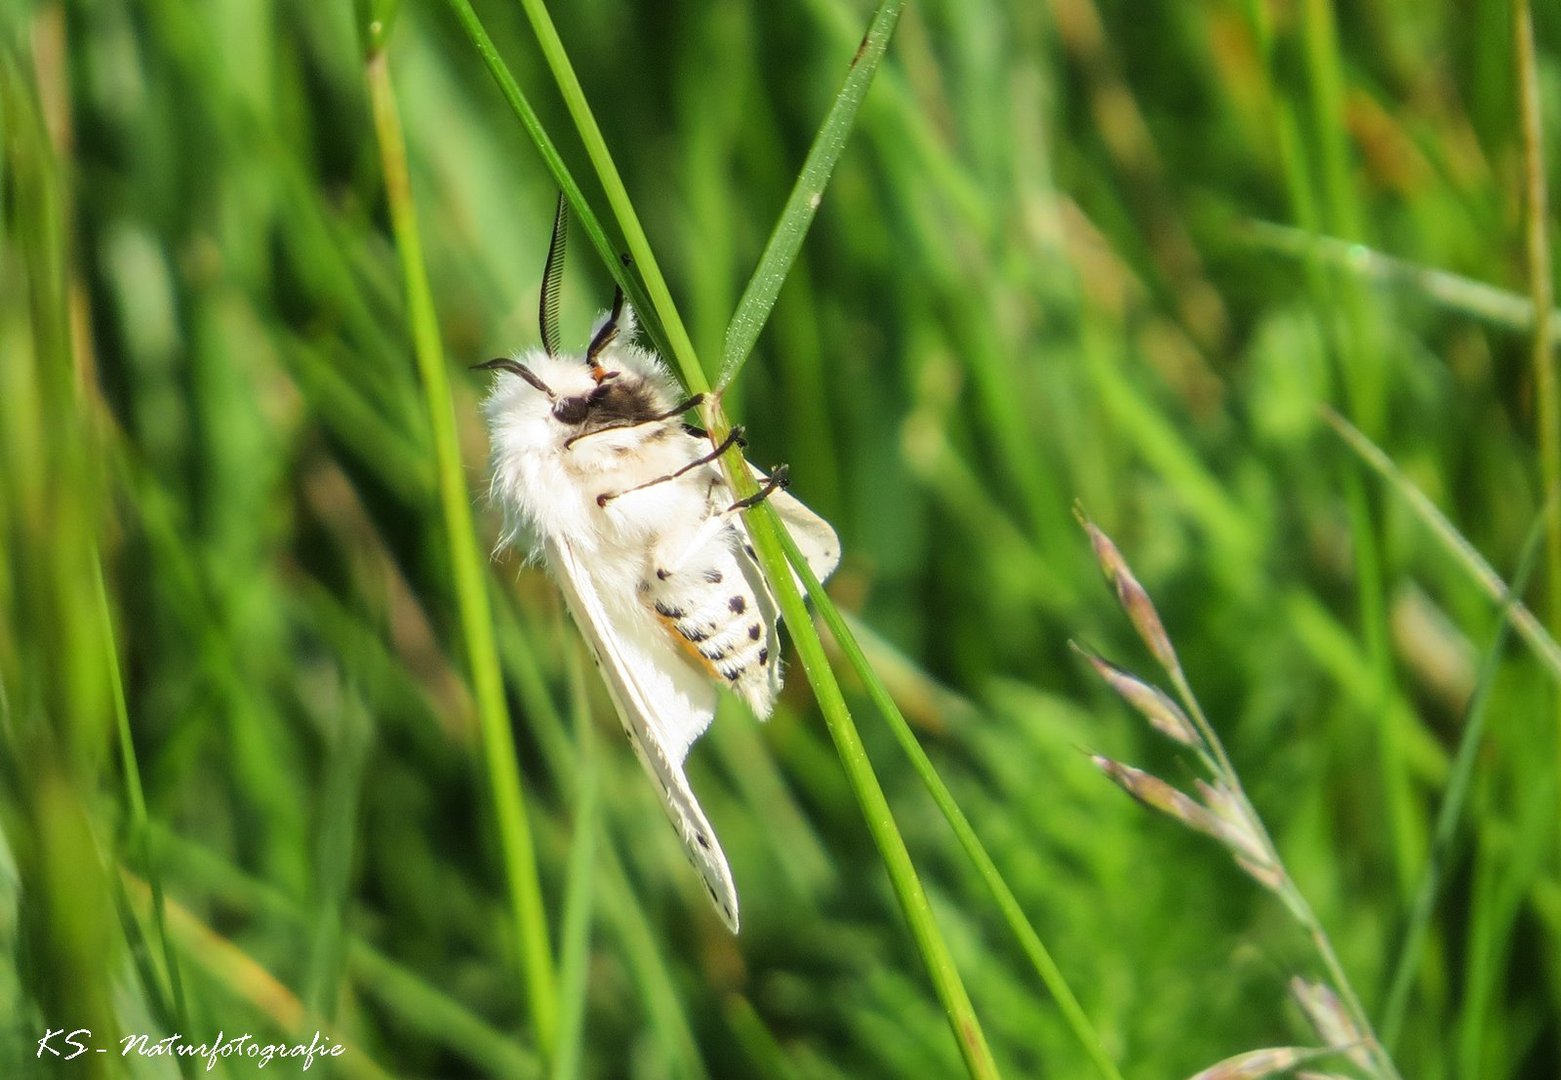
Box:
[477,201,839,932]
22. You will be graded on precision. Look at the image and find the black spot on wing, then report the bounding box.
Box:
[654,600,685,619]
[704,568,723,584]
[758,648,769,665]
[728,595,746,614]
[747,624,762,641]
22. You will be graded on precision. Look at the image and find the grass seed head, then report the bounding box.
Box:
[1075,510,1184,680]
[1072,643,1202,748]
[1195,779,1273,869]
[1187,1046,1310,1079]
[1232,854,1286,894]
[1291,978,1373,1071]
[1092,756,1222,837]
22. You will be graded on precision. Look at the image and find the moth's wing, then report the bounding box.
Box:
[746,462,841,582]
[770,487,840,582]
[546,537,740,931]
[729,529,785,709]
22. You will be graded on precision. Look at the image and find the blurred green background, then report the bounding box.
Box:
[2,0,1559,1075]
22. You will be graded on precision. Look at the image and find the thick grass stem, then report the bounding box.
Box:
[365,48,558,1060]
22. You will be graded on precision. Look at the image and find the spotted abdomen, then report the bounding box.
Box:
[642,535,781,716]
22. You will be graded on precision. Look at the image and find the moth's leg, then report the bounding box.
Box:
[659,394,706,418]
[595,427,746,508]
[726,465,790,512]
[563,394,706,450]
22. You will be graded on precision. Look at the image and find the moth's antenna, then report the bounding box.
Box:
[539,193,568,358]
[472,356,556,399]
[585,286,626,375]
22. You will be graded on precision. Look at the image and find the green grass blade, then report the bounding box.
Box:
[440,0,668,359]
[364,44,557,1059]
[1515,0,1558,640]
[2,43,138,1066]
[1323,407,1561,682]
[494,6,1002,1071]
[773,522,1125,1079]
[716,0,907,390]
[508,0,708,393]
[97,557,189,1037]
[1379,513,1545,1048]
[301,692,371,1023]
[1243,221,1561,341]
[723,994,806,1080]
[743,500,1002,1079]
[551,648,601,1080]
[1512,0,1561,895]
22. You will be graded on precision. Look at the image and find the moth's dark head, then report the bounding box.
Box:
[551,370,660,428]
